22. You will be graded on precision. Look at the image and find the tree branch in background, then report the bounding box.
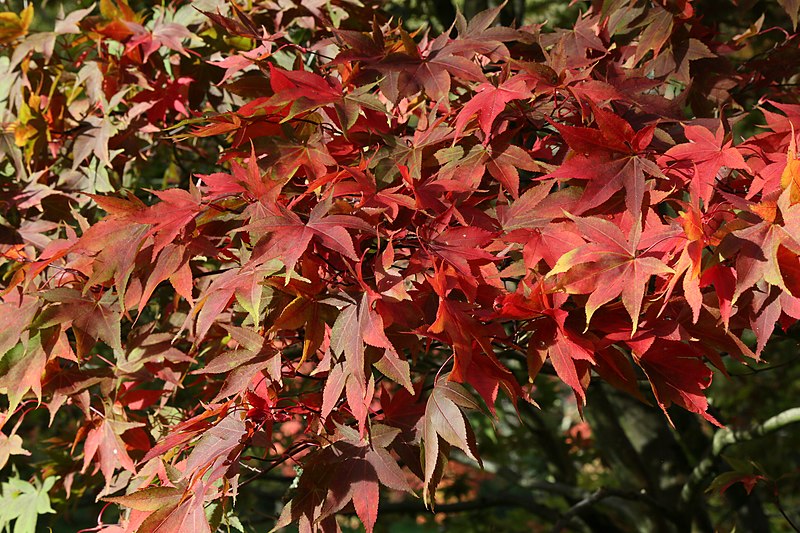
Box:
[681,407,800,506]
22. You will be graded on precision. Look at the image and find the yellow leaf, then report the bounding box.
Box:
[781,123,800,204]
[0,4,33,44]
[100,0,135,21]
[13,123,36,147]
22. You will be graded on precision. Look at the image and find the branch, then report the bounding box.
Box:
[372,492,561,522]
[680,407,800,506]
[551,488,681,532]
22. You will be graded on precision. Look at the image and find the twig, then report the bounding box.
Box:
[774,491,800,533]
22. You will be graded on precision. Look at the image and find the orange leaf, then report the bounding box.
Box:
[0,5,32,44]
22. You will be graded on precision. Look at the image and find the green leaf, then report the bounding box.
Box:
[0,475,57,533]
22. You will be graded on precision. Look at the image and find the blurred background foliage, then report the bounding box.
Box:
[0,0,799,532]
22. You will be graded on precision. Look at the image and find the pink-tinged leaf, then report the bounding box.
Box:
[461,352,521,413]
[137,244,186,311]
[38,288,122,353]
[428,227,496,275]
[321,362,347,420]
[345,374,375,435]
[330,303,365,385]
[0,296,39,357]
[82,418,137,486]
[104,487,182,512]
[139,488,212,533]
[373,350,413,393]
[0,432,30,470]
[351,475,379,533]
[421,378,480,502]
[142,406,226,463]
[748,287,782,358]
[181,412,247,483]
[365,447,413,493]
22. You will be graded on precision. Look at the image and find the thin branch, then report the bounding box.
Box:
[551,488,681,532]
[774,491,800,533]
[681,407,800,506]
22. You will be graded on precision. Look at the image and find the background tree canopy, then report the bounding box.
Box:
[1,0,800,532]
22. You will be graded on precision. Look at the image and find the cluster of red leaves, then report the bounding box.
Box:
[2,0,800,531]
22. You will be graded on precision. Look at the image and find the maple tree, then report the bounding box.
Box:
[2,0,800,531]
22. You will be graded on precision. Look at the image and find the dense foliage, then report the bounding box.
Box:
[1,0,800,531]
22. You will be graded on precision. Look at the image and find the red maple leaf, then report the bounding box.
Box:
[546,104,660,217]
[548,215,673,334]
[659,122,750,204]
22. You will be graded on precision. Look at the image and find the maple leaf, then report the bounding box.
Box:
[498,183,585,269]
[193,325,280,402]
[327,294,412,432]
[138,243,194,309]
[454,76,532,139]
[279,424,411,533]
[462,350,522,413]
[635,340,722,427]
[659,123,749,204]
[246,199,373,278]
[180,411,247,484]
[699,264,737,327]
[548,215,673,334]
[660,195,705,323]
[186,263,281,343]
[419,378,482,504]
[0,432,29,470]
[131,74,193,123]
[132,188,203,258]
[72,115,117,169]
[81,414,138,486]
[37,288,123,354]
[546,105,660,217]
[342,25,486,103]
[634,5,675,63]
[267,65,345,120]
[427,226,496,276]
[0,333,48,414]
[436,134,541,198]
[262,132,338,182]
[710,471,767,496]
[0,476,56,533]
[142,403,231,465]
[427,294,498,384]
[527,308,595,404]
[134,483,213,533]
[718,192,800,309]
[104,486,183,514]
[269,292,333,364]
[0,295,39,359]
[447,4,521,59]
